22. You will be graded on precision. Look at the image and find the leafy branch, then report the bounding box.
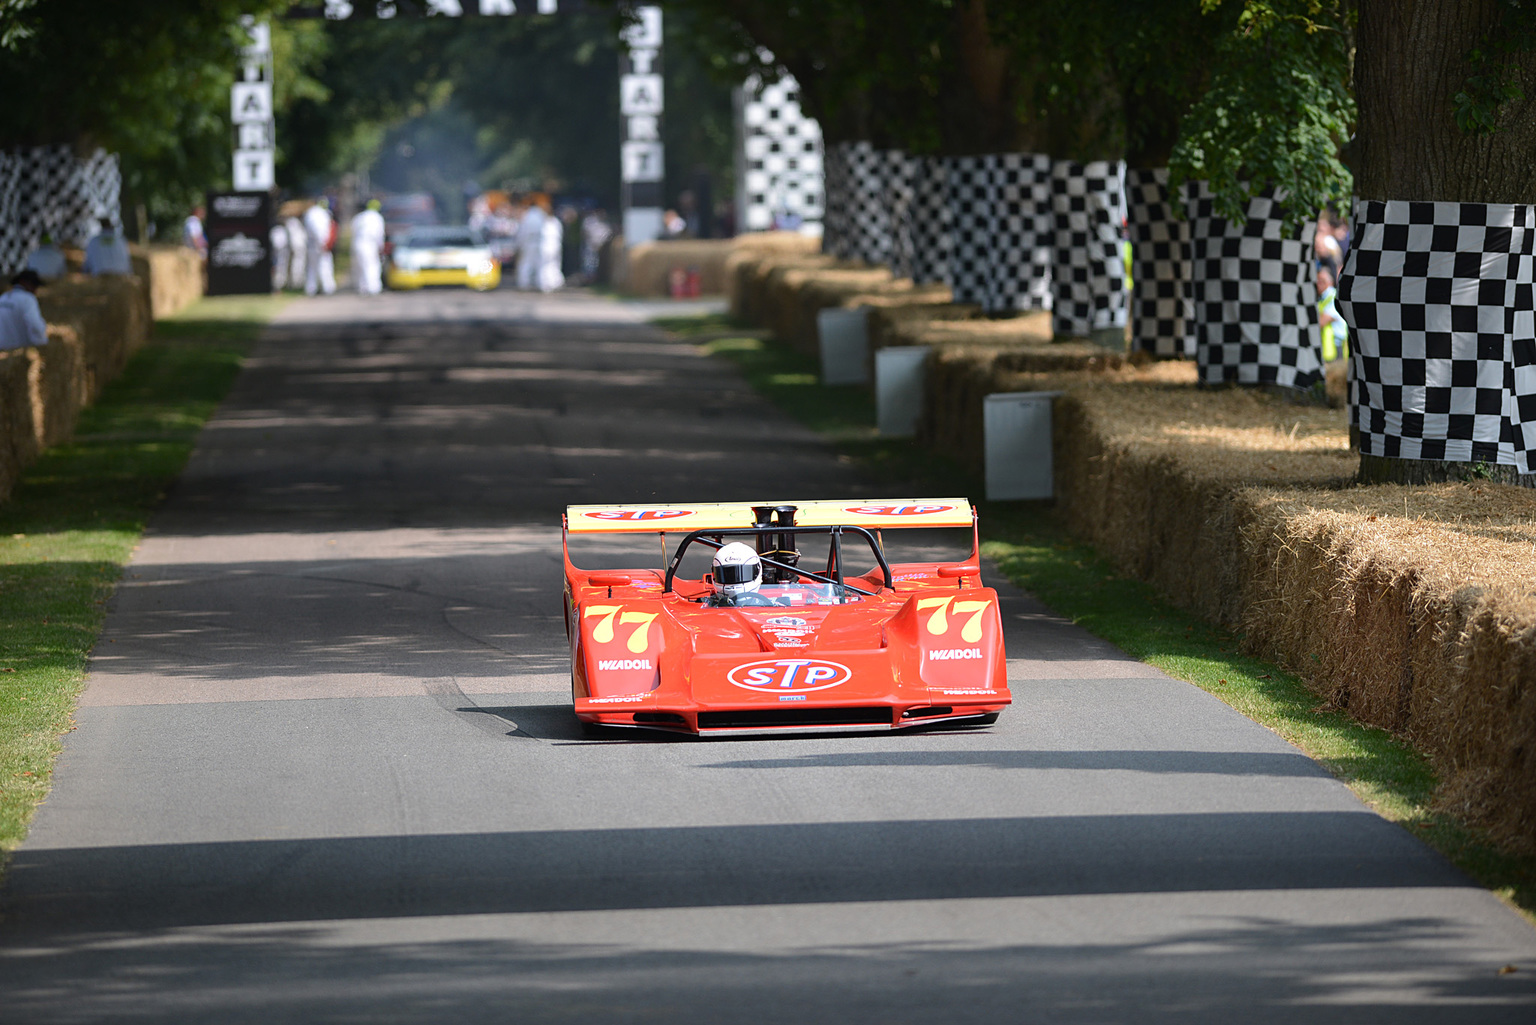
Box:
[1172,0,1354,226]
[1453,0,1536,135]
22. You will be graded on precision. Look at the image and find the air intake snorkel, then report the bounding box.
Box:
[751,504,800,583]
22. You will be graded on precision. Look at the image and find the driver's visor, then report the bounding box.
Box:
[715,562,760,585]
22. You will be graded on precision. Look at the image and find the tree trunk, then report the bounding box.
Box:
[1352,0,1536,486]
[938,0,1043,154]
[1357,454,1536,489]
[1355,0,1536,203]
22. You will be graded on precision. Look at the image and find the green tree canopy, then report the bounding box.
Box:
[0,1,325,224]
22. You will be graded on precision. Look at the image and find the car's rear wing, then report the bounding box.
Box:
[564,499,974,534]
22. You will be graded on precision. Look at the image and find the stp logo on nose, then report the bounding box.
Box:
[727,658,852,693]
[844,504,954,516]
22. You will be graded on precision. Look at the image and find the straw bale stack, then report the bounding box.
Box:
[785,274,952,357]
[616,238,777,297]
[133,244,204,318]
[728,250,838,326]
[614,232,821,300]
[727,253,956,356]
[1236,485,1536,849]
[867,302,980,353]
[27,324,89,450]
[771,266,894,354]
[1053,381,1353,623]
[0,349,33,501]
[0,273,153,502]
[915,320,1143,471]
[1053,382,1536,850]
[39,274,151,397]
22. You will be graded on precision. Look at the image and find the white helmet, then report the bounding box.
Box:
[712,542,762,598]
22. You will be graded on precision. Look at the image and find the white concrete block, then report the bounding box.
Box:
[818,307,869,385]
[876,346,929,437]
[984,391,1062,500]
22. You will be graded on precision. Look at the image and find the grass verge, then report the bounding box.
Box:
[0,294,287,854]
[666,311,1536,922]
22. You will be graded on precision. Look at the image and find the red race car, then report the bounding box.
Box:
[562,499,1011,737]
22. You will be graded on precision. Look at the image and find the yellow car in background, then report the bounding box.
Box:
[386,226,501,291]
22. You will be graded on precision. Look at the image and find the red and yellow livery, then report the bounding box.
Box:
[563,499,1010,737]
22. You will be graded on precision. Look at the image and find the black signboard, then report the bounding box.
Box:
[206,191,272,296]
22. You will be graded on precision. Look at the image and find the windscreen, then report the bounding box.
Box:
[398,228,483,248]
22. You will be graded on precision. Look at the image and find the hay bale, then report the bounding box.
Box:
[786,272,950,356]
[0,350,34,501]
[619,233,820,298]
[726,248,958,356]
[0,275,153,504]
[38,274,151,396]
[1053,379,1354,623]
[723,234,822,317]
[1233,484,1536,850]
[618,239,734,297]
[868,301,978,353]
[916,342,1184,475]
[1034,369,1536,851]
[27,324,89,449]
[729,251,838,328]
[134,244,204,318]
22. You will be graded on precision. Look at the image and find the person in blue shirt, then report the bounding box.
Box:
[0,270,48,350]
[25,234,67,280]
[83,219,132,276]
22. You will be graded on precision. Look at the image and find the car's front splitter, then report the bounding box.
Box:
[577,707,1004,738]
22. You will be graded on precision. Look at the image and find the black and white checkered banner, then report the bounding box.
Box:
[882,150,917,280]
[1125,167,1195,357]
[985,152,1053,314]
[0,146,120,275]
[1340,199,1536,471]
[908,155,951,285]
[945,153,1053,315]
[736,73,824,234]
[1051,159,1128,338]
[944,154,991,306]
[884,148,915,281]
[844,142,891,266]
[821,141,852,260]
[1184,181,1322,390]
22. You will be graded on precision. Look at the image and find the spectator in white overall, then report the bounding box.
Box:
[269,221,290,291]
[285,211,307,291]
[350,199,387,295]
[516,197,548,290]
[539,210,565,292]
[303,199,336,296]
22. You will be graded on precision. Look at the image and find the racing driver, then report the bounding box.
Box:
[706,542,786,607]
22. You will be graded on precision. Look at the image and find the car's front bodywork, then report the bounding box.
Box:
[386,227,500,291]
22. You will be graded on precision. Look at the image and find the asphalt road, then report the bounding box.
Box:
[2,288,1533,1022]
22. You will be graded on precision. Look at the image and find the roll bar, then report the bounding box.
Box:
[663,525,893,595]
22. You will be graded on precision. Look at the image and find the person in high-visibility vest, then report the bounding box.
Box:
[1317,265,1349,362]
